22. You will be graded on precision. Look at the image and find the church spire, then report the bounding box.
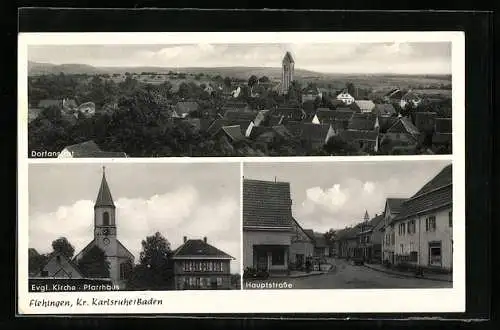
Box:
[95,166,115,209]
[364,210,369,222]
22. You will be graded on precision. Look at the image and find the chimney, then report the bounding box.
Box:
[183,236,187,243]
[203,237,207,244]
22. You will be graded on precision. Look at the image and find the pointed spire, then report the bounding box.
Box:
[364,210,369,222]
[95,166,115,208]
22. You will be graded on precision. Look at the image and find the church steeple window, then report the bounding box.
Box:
[103,212,110,226]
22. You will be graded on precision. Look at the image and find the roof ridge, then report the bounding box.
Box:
[406,182,452,202]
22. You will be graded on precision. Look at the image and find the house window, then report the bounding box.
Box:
[103,212,110,226]
[426,216,437,232]
[410,251,418,262]
[400,244,404,254]
[408,220,416,234]
[272,249,285,265]
[366,236,370,243]
[391,232,395,245]
[449,211,453,228]
[56,255,61,263]
[429,241,442,266]
[399,223,406,235]
[217,277,223,287]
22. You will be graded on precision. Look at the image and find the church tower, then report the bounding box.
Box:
[74,166,135,288]
[281,51,295,95]
[94,166,117,250]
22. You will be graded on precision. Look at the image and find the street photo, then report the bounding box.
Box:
[242,160,453,289]
[24,34,453,158]
[26,162,241,292]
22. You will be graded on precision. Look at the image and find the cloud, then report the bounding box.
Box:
[29,186,241,273]
[296,178,411,232]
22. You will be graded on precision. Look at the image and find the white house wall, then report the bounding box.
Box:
[243,230,292,268]
[394,207,453,270]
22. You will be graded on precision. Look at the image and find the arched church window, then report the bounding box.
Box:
[103,212,110,226]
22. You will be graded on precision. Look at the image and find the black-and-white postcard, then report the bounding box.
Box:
[242,160,454,290]
[21,33,455,158]
[17,31,465,315]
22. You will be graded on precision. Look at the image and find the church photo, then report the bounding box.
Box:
[27,162,242,291]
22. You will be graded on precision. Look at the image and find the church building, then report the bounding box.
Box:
[281,51,295,95]
[73,167,135,288]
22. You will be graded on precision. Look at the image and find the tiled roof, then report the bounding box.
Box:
[268,115,284,126]
[373,104,396,116]
[207,119,228,136]
[222,102,249,109]
[369,214,384,229]
[354,100,376,112]
[303,229,315,241]
[224,110,257,122]
[348,115,377,131]
[274,107,306,121]
[340,129,378,142]
[173,239,234,259]
[221,125,245,142]
[395,165,452,221]
[315,109,354,124]
[300,123,331,143]
[284,121,303,137]
[95,170,115,208]
[272,125,292,138]
[176,101,199,115]
[387,198,406,214]
[435,118,452,133]
[387,117,420,139]
[243,179,294,229]
[379,116,398,131]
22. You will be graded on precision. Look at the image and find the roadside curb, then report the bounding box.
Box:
[363,264,452,283]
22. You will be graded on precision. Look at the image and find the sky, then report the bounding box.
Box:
[243,160,452,232]
[28,42,451,74]
[28,163,241,274]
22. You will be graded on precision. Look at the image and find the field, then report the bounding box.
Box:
[28,61,452,98]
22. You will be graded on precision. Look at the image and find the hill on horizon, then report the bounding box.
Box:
[27,61,451,82]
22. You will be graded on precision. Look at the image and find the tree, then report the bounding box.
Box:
[223,76,232,88]
[51,237,75,259]
[258,76,270,83]
[248,75,258,89]
[346,82,355,96]
[28,250,49,275]
[129,232,175,290]
[77,245,110,278]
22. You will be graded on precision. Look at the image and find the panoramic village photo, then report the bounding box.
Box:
[27,163,241,291]
[27,42,452,158]
[242,160,453,289]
